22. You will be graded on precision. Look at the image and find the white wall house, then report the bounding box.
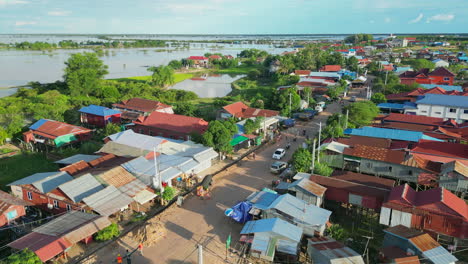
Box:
[404,94,468,124]
[432,59,450,68]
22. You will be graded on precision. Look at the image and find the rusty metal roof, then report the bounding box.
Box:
[289,178,326,197]
[8,232,71,262]
[0,190,32,215]
[409,234,440,252]
[96,166,136,188]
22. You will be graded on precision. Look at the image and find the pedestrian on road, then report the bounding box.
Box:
[116,254,122,264]
[252,153,256,160]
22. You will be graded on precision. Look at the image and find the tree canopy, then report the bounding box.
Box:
[94,223,120,241]
[63,52,108,97]
[5,249,42,264]
[370,93,387,104]
[292,148,312,173]
[148,65,175,87]
[272,88,301,117]
[344,34,373,44]
[405,59,435,71]
[202,120,237,153]
[346,101,380,128]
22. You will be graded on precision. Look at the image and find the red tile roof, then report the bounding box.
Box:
[337,135,391,148]
[343,144,406,164]
[331,171,395,190]
[188,56,208,60]
[222,102,278,118]
[383,113,445,127]
[30,120,91,138]
[296,81,328,87]
[385,184,468,219]
[410,140,468,160]
[8,232,72,262]
[320,65,342,72]
[294,70,311,75]
[112,98,172,113]
[428,67,455,77]
[134,111,208,134]
[209,55,222,59]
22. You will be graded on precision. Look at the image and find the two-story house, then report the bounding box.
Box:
[405,94,468,124]
[112,98,173,121]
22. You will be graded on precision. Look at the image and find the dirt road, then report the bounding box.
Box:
[84,98,355,264]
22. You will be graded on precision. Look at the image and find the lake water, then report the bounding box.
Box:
[170,74,244,98]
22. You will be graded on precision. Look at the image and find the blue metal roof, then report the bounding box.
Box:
[419,84,463,92]
[377,103,405,110]
[240,218,302,242]
[246,191,279,210]
[79,105,121,117]
[344,126,443,142]
[308,72,341,78]
[268,194,331,226]
[403,102,418,109]
[8,171,73,193]
[416,94,468,108]
[29,119,48,130]
[422,246,458,264]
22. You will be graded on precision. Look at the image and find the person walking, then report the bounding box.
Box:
[253,153,256,160]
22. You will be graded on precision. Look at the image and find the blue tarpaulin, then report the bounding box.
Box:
[229,202,252,223]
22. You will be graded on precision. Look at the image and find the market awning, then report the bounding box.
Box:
[230,135,249,146]
[133,189,157,205]
[54,134,77,147]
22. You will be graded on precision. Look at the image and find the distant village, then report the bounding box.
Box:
[0,33,468,264]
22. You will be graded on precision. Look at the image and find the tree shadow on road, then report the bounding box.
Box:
[165,221,194,240]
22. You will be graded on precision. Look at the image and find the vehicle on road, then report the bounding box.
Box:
[350,96,357,102]
[270,161,288,174]
[298,109,317,121]
[315,101,326,113]
[272,148,286,159]
[281,118,296,128]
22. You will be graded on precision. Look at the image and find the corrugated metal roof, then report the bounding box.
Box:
[8,232,72,262]
[99,141,152,158]
[118,179,147,197]
[133,189,157,205]
[54,154,101,165]
[321,141,349,154]
[378,103,406,110]
[277,239,299,256]
[250,233,271,257]
[344,126,443,142]
[241,218,302,242]
[192,148,218,163]
[409,234,440,252]
[79,105,121,116]
[422,246,458,264]
[416,94,468,108]
[34,211,105,237]
[289,178,327,197]
[268,194,331,226]
[121,157,155,186]
[246,191,279,210]
[308,237,365,263]
[108,129,167,152]
[58,173,104,203]
[161,167,183,182]
[0,190,32,213]
[97,166,136,188]
[8,171,73,194]
[82,186,133,216]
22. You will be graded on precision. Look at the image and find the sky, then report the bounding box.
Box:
[0,0,467,34]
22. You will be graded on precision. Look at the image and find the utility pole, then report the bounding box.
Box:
[345,109,349,129]
[289,92,292,117]
[311,139,316,173]
[384,70,389,85]
[198,244,203,264]
[362,236,373,264]
[317,122,322,163]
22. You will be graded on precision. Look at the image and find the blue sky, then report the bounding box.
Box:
[0,0,466,34]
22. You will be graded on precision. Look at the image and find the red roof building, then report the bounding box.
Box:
[112,98,173,120]
[0,190,32,227]
[380,184,468,238]
[410,140,468,166]
[399,67,455,86]
[133,111,208,140]
[310,172,394,211]
[220,102,279,119]
[8,233,72,262]
[386,87,468,103]
[319,65,342,72]
[23,119,92,147]
[294,70,311,76]
[208,55,222,60]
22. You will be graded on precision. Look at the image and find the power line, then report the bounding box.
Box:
[0,210,69,232]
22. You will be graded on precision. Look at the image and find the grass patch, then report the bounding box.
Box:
[0,152,59,191]
[215,65,262,75]
[111,72,194,84]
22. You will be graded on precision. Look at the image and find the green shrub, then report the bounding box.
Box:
[314,163,333,176]
[162,187,176,201]
[94,223,120,241]
[5,249,42,264]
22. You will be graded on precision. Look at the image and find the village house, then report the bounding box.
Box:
[79,104,121,127]
[432,58,450,68]
[218,101,279,120]
[23,119,92,148]
[275,177,326,207]
[386,86,467,104]
[0,190,32,227]
[381,225,458,264]
[307,237,365,264]
[380,184,468,243]
[187,56,208,67]
[240,218,303,262]
[399,67,455,86]
[112,97,173,121]
[319,65,341,72]
[132,111,209,141]
[8,211,111,262]
[404,94,468,124]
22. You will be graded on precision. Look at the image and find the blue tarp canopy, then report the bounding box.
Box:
[228,202,252,223]
[377,103,405,110]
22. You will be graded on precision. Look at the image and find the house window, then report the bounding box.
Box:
[66,204,72,211]
[464,109,468,114]
[138,129,144,134]
[53,200,59,209]
[366,163,372,168]
[435,112,441,115]
[409,170,413,176]
[444,77,450,81]
[449,108,456,113]
[421,110,427,113]
[149,130,154,136]
[27,191,33,200]
[388,166,393,172]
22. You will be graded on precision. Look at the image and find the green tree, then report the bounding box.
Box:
[94,223,120,241]
[370,93,387,104]
[292,148,312,173]
[272,88,301,117]
[174,102,196,116]
[148,66,175,87]
[5,249,42,264]
[162,186,176,201]
[63,52,109,97]
[407,59,435,71]
[328,224,346,241]
[314,163,333,176]
[168,60,182,70]
[202,120,236,153]
[346,101,380,127]
[103,123,121,137]
[0,128,8,145]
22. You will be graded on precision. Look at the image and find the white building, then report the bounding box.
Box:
[404,94,468,124]
[432,59,450,68]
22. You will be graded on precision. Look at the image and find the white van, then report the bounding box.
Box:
[315,101,326,113]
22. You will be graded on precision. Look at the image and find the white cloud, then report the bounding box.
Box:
[15,21,37,26]
[426,14,455,23]
[409,13,423,24]
[384,17,391,23]
[0,0,28,6]
[48,10,71,16]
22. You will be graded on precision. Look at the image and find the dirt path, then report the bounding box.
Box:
[80,100,350,264]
